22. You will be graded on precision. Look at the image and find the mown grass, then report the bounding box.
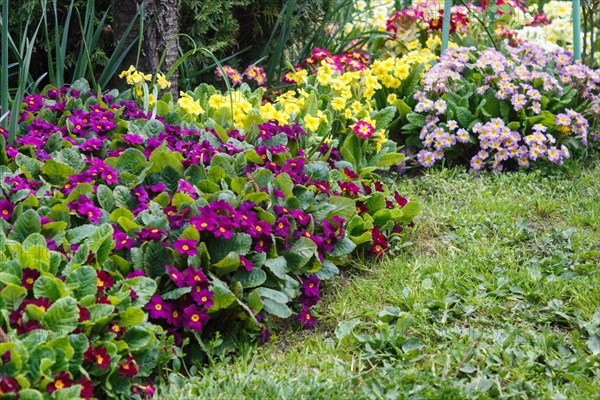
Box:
[161,156,600,399]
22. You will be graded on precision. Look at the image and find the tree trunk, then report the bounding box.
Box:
[112,0,179,97]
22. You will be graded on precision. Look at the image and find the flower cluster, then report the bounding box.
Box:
[0,228,165,398]
[387,0,469,35]
[406,43,600,172]
[512,0,600,62]
[214,64,267,87]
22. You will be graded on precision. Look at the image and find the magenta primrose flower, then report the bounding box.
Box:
[114,230,135,250]
[184,266,209,287]
[298,306,317,328]
[84,345,111,371]
[136,227,166,241]
[79,201,103,223]
[273,217,291,238]
[183,304,210,331]
[46,371,73,394]
[121,133,144,145]
[147,295,170,319]
[0,200,14,220]
[239,255,253,271]
[352,121,375,139]
[191,286,214,308]
[21,268,40,290]
[166,264,186,287]
[173,238,198,256]
[302,275,320,297]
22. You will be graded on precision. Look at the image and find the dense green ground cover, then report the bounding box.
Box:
[161,155,600,399]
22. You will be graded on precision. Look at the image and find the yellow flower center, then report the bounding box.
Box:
[155,304,162,310]
[96,355,104,365]
[201,296,207,302]
[191,314,200,322]
[55,380,65,390]
[182,245,189,251]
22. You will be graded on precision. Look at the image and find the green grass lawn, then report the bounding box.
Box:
[161,157,600,399]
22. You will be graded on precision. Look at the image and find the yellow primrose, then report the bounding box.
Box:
[292,69,308,85]
[178,92,204,116]
[331,97,346,111]
[157,73,171,90]
[375,130,388,153]
[119,65,136,79]
[304,114,321,131]
[317,110,328,123]
[351,101,363,114]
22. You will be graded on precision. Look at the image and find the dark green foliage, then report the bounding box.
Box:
[178,0,336,89]
[4,0,113,88]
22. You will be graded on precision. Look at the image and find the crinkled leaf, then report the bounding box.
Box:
[122,326,154,351]
[9,210,41,242]
[42,297,79,334]
[65,266,97,299]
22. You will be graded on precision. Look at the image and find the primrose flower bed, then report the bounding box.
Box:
[0,81,418,398]
[403,43,600,172]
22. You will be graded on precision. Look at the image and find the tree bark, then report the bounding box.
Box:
[112,0,179,97]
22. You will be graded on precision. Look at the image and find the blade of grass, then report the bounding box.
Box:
[54,0,74,86]
[97,3,148,88]
[40,0,56,86]
[136,1,144,68]
[8,19,42,144]
[1,0,9,128]
[74,2,99,89]
[263,0,297,84]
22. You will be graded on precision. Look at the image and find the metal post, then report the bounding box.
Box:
[573,0,581,61]
[487,5,496,48]
[440,0,453,54]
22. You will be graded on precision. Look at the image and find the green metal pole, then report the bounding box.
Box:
[573,0,581,61]
[487,6,496,48]
[440,0,453,54]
